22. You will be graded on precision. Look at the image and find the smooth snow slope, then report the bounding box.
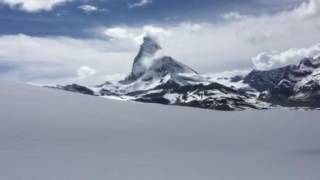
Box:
[1,81,320,180]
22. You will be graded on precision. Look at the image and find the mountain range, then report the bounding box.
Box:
[51,36,320,111]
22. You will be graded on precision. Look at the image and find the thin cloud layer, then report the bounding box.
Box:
[222,12,247,20]
[78,4,108,14]
[253,44,320,70]
[128,0,152,9]
[79,5,97,14]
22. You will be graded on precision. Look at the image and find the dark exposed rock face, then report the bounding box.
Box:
[134,82,263,111]
[244,58,319,91]
[52,84,95,96]
[244,57,320,108]
[244,67,289,92]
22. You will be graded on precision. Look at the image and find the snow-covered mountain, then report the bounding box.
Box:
[53,36,265,111]
[52,36,320,110]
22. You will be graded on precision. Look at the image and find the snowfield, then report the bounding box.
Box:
[1,81,320,180]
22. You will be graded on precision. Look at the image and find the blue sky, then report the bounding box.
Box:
[0,0,303,37]
[0,0,319,85]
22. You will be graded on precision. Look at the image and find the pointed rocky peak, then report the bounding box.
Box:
[124,35,199,85]
[128,36,162,81]
[139,36,162,57]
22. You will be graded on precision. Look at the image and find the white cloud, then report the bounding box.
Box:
[222,12,247,20]
[77,66,97,79]
[78,4,108,14]
[128,0,152,8]
[104,27,137,40]
[142,25,171,38]
[103,25,171,44]
[253,44,320,70]
[79,5,97,14]
[0,0,72,12]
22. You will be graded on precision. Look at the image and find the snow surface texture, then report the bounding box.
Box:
[1,80,320,180]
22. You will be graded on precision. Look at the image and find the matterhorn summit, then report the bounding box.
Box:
[128,36,162,81]
[125,36,198,83]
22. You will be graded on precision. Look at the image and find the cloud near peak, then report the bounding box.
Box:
[103,25,171,44]
[253,44,320,70]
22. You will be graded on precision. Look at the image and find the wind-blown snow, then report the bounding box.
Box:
[1,81,320,180]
